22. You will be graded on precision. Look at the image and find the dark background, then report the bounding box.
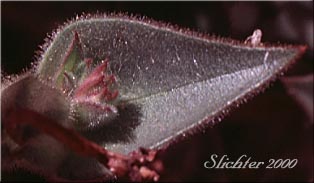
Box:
[2,2,313,182]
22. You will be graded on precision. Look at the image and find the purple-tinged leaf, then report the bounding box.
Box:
[1,75,120,181]
[1,75,71,132]
[1,75,161,181]
[36,15,306,155]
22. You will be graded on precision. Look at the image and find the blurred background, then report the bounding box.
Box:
[2,2,313,182]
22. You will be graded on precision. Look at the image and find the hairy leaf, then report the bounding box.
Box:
[37,16,306,155]
[1,75,70,129]
[1,75,115,181]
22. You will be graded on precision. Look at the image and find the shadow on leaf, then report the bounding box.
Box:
[82,102,141,144]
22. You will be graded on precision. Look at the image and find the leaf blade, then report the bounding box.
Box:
[38,16,306,154]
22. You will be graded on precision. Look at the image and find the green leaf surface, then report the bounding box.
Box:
[37,16,306,155]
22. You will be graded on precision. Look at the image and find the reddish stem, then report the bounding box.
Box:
[3,107,161,181]
[4,108,127,165]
